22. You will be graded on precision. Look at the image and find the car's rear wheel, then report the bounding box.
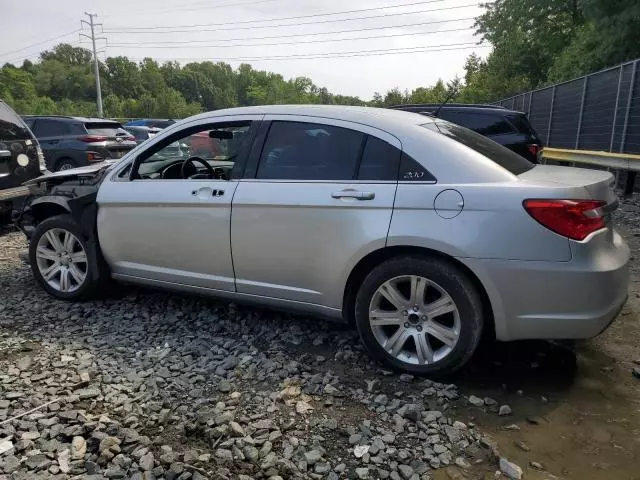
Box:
[56,158,77,171]
[354,256,483,376]
[29,214,103,300]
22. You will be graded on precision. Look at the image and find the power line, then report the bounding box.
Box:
[106,0,446,31]
[0,29,80,60]
[108,26,475,49]
[105,3,483,34]
[124,42,489,63]
[108,17,476,46]
[103,0,287,17]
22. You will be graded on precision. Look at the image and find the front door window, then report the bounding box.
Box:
[133,122,255,181]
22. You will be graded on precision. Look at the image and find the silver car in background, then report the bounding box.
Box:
[17,105,629,375]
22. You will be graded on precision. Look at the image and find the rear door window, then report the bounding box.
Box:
[357,136,401,181]
[257,121,364,181]
[32,119,70,137]
[430,121,534,175]
[0,102,31,141]
[437,112,516,136]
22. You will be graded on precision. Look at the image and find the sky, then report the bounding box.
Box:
[0,0,489,101]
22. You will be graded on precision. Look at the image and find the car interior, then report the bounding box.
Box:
[132,124,252,181]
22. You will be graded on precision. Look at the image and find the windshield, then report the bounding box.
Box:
[426,121,534,175]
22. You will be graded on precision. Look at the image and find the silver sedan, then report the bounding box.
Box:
[17,105,630,375]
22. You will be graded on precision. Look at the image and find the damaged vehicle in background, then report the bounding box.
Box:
[14,106,629,375]
[0,100,45,224]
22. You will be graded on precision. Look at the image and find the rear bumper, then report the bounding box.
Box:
[461,230,630,341]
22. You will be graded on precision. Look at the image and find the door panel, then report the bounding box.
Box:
[96,115,261,292]
[231,181,396,307]
[98,179,237,291]
[231,114,401,309]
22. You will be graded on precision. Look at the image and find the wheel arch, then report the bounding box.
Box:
[26,195,99,240]
[342,245,496,339]
[30,198,71,223]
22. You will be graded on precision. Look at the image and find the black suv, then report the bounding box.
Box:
[23,116,137,171]
[389,104,543,163]
[0,100,44,222]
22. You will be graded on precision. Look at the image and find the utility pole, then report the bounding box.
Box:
[81,13,105,117]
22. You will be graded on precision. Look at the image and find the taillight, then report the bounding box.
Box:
[125,135,135,142]
[527,144,540,157]
[87,151,105,162]
[79,135,107,142]
[523,199,606,241]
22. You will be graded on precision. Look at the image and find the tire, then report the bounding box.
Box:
[354,256,484,376]
[56,158,77,171]
[29,214,104,300]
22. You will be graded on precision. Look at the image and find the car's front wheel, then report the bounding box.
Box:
[355,256,484,376]
[29,214,103,300]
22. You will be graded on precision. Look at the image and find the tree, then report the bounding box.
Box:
[475,0,583,89]
[40,44,92,66]
[548,0,640,81]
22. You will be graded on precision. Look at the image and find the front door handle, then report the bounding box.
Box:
[191,187,225,197]
[331,190,375,200]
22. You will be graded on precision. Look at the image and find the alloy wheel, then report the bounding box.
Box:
[369,275,461,365]
[35,228,88,293]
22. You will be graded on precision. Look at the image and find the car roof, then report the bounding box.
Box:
[23,115,119,123]
[187,105,436,132]
[390,104,524,116]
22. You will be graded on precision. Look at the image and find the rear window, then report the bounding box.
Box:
[436,111,516,135]
[429,121,534,175]
[0,102,31,141]
[85,122,129,137]
[506,114,538,137]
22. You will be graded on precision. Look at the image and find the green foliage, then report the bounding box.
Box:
[2,2,639,122]
[462,0,640,102]
[0,43,366,119]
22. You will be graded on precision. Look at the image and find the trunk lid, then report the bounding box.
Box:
[518,164,616,204]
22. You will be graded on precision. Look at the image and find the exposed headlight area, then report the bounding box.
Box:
[16,153,30,167]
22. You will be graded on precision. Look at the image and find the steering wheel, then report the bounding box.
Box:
[180,156,216,179]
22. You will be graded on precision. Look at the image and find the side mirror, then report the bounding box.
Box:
[0,150,11,159]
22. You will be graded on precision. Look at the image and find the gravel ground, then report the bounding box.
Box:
[0,231,503,479]
[2,195,640,480]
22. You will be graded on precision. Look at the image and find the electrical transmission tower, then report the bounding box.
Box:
[81,13,106,117]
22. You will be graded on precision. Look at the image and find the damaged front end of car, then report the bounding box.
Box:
[13,162,113,239]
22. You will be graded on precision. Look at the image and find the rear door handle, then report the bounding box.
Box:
[331,190,375,200]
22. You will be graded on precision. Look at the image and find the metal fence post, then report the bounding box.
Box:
[575,76,588,149]
[527,92,532,118]
[621,60,638,195]
[610,65,624,152]
[621,60,638,153]
[546,86,556,146]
